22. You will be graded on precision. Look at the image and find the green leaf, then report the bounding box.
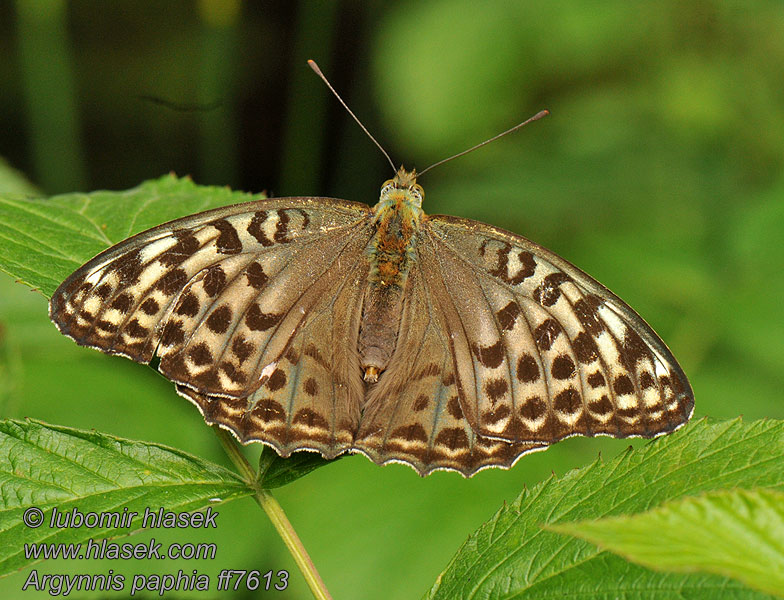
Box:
[257,445,343,489]
[0,158,39,196]
[0,174,262,297]
[0,418,253,577]
[427,418,784,600]
[548,488,784,597]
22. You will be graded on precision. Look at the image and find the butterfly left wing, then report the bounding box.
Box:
[49,198,374,444]
[419,215,694,445]
[176,233,371,458]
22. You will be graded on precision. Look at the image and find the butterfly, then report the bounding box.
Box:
[48,65,694,477]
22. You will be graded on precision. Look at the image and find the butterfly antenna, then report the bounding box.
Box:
[308,60,396,172]
[418,109,549,177]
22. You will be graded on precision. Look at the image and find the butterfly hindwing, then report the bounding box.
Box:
[356,261,545,476]
[176,230,371,458]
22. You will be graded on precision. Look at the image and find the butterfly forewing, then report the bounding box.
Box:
[50,197,373,398]
[423,215,694,444]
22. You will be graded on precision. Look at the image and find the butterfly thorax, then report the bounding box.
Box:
[359,168,425,383]
[368,168,424,285]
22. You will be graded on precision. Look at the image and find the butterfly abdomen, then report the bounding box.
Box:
[359,218,417,382]
[358,281,405,383]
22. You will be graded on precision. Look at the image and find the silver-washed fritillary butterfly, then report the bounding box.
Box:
[49,64,693,476]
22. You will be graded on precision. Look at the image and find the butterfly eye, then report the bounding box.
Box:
[411,184,425,203]
[380,181,395,197]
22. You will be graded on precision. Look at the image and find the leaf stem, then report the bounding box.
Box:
[213,426,333,600]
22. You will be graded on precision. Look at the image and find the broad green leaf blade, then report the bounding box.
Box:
[0,174,263,296]
[548,488,784,598]
[521,551,777,600]
[427,418,784,600]
[0,418,253,577]
[257,446,342,489]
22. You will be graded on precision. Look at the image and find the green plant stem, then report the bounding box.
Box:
[213,426,333,600]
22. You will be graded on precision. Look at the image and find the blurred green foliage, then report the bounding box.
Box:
[1,1,782,598]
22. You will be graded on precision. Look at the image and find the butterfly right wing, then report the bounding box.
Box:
[420,214,694,446]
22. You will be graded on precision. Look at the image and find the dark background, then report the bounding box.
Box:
[1,2,783,598]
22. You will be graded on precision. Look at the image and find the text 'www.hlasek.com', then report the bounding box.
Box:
[19,505,288,596]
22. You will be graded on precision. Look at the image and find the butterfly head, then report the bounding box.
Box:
[379,167,425,209]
